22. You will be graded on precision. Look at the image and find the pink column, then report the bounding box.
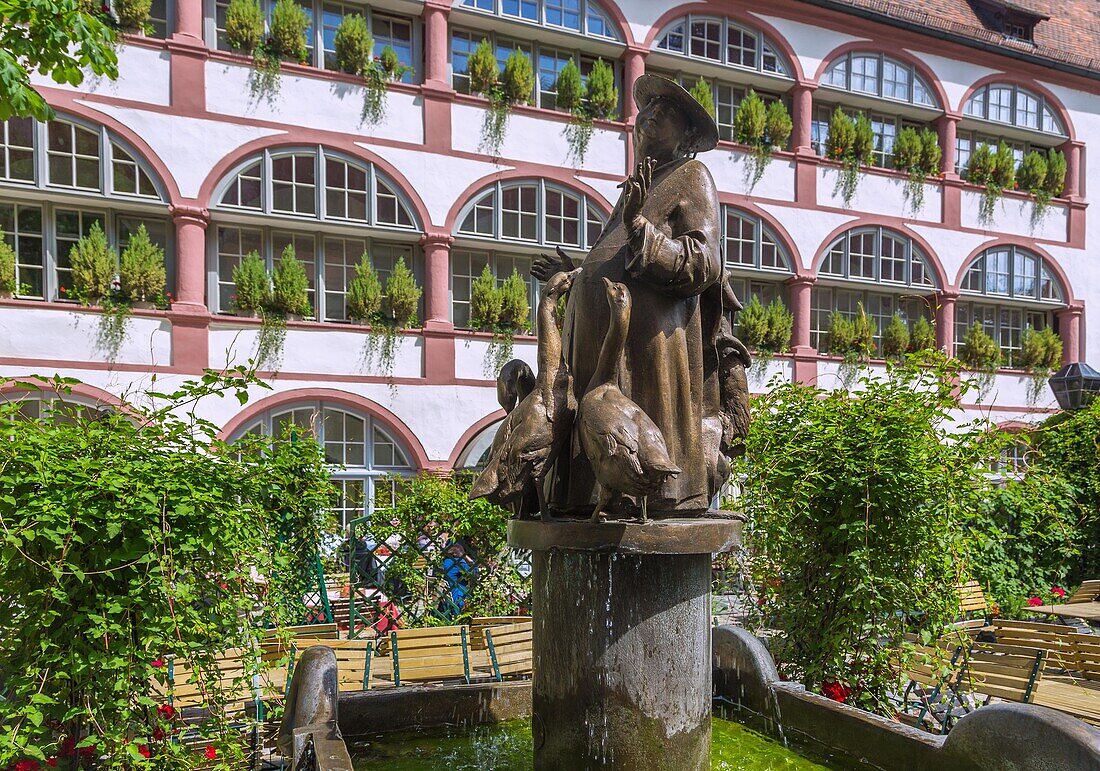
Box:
[623,47,647,172]
[1061,140,1083,199]
[786,275,815,353]
[173,0,203,41]
[421,233,454,329]
[170,205,209,312]
[1057,304,1083,364]
[936,115,958,177]
[422,1,451,90]
[936,291,958,354]
[791,84,815,154]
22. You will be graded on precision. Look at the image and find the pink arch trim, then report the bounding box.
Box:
[194,135,432,229]
[446,410,505,468]
[812,217,951,291]
[954,238,1076,304]
[217,387,431,470]
[40,92,182,205]
[0,379,129,411]
[718,195,806,273]
[957,74,1075,141]
[811,42,950,111]
[444,170,615,233]
[642,3,806,82]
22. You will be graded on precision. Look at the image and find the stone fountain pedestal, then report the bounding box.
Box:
[509,517,741,771]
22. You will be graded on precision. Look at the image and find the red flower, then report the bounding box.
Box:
[59,286,66,293]
[79,746,96,759]
[1028,596,1043,607]
[204,746,218,760]
[46,760,57,769]
[58,737,76,757]
[151,658,165,668]
[157,704,176,720]
[13,760,40,771]
[1052,586,1067,598]
[152,726,166,741]
[138,745,151,759]
[821,680,851,704]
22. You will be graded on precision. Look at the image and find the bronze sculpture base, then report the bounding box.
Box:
[508,518,740,771]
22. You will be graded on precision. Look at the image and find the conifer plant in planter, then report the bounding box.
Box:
[467,40,534,156]
[958,323,1001,394]
[367,257,421,383]
[0,230,16,300]
[892,127,942,214]
[827,303,875,386]
[909,315,936,353]
[114,0,152,33]
[71,222,132,361]
[968,142,1016,224]
[118,224,166,309]
[734,91,792,189]
[271,244,312,321]
[555,58,618,165]
[334,15,412,125]
[735,296,792,370]
[881,313,910,360]
[231,251,286,370]
[1019,325,1063,403]
[826,108,873,207]
[689,77,716,119]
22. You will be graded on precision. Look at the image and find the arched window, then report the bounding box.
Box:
[722,207,792,306]
[235,401,415,527]
[964,84,1064,136]
[0,391,114,423]
[210,148,421,319]
[456,419,502,471]
[654,15,791,76]
[811,227,938,351]
[0,116,171,301]
[457,0,622,41]
[452,180,606,328]
[956,246,1065,366]
[822,52,939,107]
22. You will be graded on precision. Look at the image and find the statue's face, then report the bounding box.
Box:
[635,97,690,159]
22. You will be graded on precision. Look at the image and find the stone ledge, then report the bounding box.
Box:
[508,516,742,555]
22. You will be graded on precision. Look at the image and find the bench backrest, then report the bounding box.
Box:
[267,623,340,640]
[1069,580,1100,604]
[294,638,376,691]
[470,617,531,650]
[167,649,259,714]
[390,626,470,686]
[958,642,1046,704]
[955,581,987,615]
[993,620,1077,670]
[1071,633,1100,681]
[485,622,534,681]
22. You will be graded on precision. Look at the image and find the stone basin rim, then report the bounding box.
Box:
[507,516,742,555]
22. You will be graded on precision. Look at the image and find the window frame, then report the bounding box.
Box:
[454,179,605,252]
[959,245,1065,304]
[817,227,937,289]
[653,14,792,77]
[456,0,622,42]
[963,83,1065,137]
[821,51,940,109]
[721,206,792,275]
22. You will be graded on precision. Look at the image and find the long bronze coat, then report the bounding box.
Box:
[549,157,723,517]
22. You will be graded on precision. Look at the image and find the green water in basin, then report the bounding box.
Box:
[349,716,841,770]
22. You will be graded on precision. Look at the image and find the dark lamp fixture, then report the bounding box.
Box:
[1048,362,1100,411]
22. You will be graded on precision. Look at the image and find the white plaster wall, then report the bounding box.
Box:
[208,323,423,379]
[753,14,868,80]
[960,371,1058,412]
[908,225,990,285]
[0,307,171,366]
[759,205,857,273]
[451,103,626,177]
[33,45,171,106]
[703,149,796,203]
[84,103,285,198]
[959,191,1068,242]
[205,62,423,144]
[746,356,793,391]
[454,336,537,381]
[816,168,943,222]
[909,51,999,112]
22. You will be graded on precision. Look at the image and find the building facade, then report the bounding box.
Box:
[0,0,1095,519]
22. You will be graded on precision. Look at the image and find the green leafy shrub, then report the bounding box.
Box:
[118,224,166,304]
[498,269,530,332]
[892,126,922,171]
[271,243,312,316]
[892,127,936,212]
[1044,148,1067,198]
[763,297,793,353]
[992,141,1017,191]
[689,77,715,119]
[826,311,854,356]
[967,143,1001,224]
[825,108,866,206]
[585,58,617,119]
[735,91,790,189]
[560,57,617,164]
[827,304,874,361]
[231,250,270,312]
[379,45,407,79]
[554,57,583,113]
[0,230,16,293]
[334,13,372,75]
[1018,150,1050,218]
[740,355,991,713]
[346,254,382,322]
[115,0,152,32]
[470,265,501,330]
[386,257,421,328]
[958,324,1001,371]
[765,100,792,151]
[270,0,310,63]
[224,0,263,52]
[69,221,115,304]
[909,315,936,353]
[737,295,769,352]
[881,313,910,359]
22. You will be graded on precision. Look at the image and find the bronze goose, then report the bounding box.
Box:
[578,278,680,522]
[470,270,577,517]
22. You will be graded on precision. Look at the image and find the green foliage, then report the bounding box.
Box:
[825,108,865,206]
[826,304,874,361]
[561,58,618,165]
[740,355,990,713]
[585,58,617,120]
[992,141,1017,190]
[224,0,263,52]
[379,46,407,79]
[271,244,311,317]
[736,295,769,352]
[824,107,854,161]
[69,221,115,305]
[909,315,936,353]
[467,39,499,96]
[1017,150,1048,194]
[765,100,792,151]
[500,49,534,105]
[470,45,531,155]
[958,324,1001,371]
[115,0,152,32]
[763,297,793,354]
[735,92,787,189]
[734,90,766,147]
[334,13,372,75]
[881,313,910,359]
[0,230,16,292]
[0,0,118,121]
[118,224,166,304]
[1044,148,1067,198]
[553,58,583,113]
[919,128,942,178]
[688,77,715,119]
[966,142,995,185]
[470,265,501,331]
[1018,325,1062,374]
[892,127,922,172]
[971,142,1016,224]
[231,251,270,313]
[385,256,420,328]
[893,127,936,213]
[851,113,875,167]
[498,270,530,333]
[269,0,309,63]
[0,368,335,768]
[346,254,382,322]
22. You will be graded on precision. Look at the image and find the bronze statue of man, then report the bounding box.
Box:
[533,75,734,519]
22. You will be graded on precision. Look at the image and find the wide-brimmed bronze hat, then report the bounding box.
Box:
[633,74,720,155]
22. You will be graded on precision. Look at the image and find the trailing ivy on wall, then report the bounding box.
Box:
[825,107,873,207]
[892,127,941,214]
[468,40,534,156]
[555,57,618,165]
[734,91,792,189]
[334,15,412,125]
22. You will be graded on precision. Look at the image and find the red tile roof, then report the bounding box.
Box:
[802,0,1100,77]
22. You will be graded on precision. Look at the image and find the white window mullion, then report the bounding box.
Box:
[262,150,273,214]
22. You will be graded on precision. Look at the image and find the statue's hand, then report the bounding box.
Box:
[532,246,577,282]
[622,157,655,235]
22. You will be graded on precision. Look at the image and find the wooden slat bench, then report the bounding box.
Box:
[389,626,471,687]
[952,581,989,630]
[894,640,965,733]
[485,621,534,682]
[992,620,1078,671]
[1032,632,1100,725]
[1069,580,1100,604]
[946,642,1046,728]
